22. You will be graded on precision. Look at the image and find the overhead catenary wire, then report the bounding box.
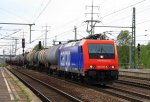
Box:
[104,4,150,25]
[33,0,52,23]
[0,29,22,39]
[39,0,146,43]
[49,0,147,37]
[137,19,150,25]
[99,0,147,20]
[32,0,147,37]
[93,1,148,40]
[49,23,86,39]
[0,8,31,23]
[49,0,147,40]
[33,0,85,35]
[29,22,87,45]
[50,17,85,32]
[31,24,87,44]
[0,28,22,31]
[30,32,48,43]
[33,0,46,20]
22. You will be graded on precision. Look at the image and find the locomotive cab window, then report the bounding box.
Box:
[88,44,114,59]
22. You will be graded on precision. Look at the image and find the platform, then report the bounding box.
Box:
[0,66,41,102]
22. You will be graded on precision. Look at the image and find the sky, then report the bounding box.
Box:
[0,0,150,55]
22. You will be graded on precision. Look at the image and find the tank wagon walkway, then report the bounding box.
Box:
[0,67,41,102]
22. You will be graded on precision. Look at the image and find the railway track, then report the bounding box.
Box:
[100,75,150,101]
[80,82,150,102]
[105,84,150,102]
[93,87,147,102]
[60,74,150,101]
[7,66,130,102]
[120,75,150,81]
[117,75,150,89]
[8,68,82,102]
[49,73,150,101]
[55,76,150,101]
[100,74,150,101]
[8,66,150,102]
[56,72,150,101]
[119,70,150,80]
[116,79,150,89]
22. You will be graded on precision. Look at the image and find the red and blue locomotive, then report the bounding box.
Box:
[58,39,118,84]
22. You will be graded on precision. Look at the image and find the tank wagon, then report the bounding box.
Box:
[7,38,118,85]
[45,45,61,71]
[26,50,37,66]
[6,54,24,66]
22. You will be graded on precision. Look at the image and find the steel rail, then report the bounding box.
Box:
[8,69,51,102]
[116,80,150,89]
[9,68,82,102]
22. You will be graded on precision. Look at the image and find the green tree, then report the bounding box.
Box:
[116,30,131,67]
[117,30,131,45]
[139,43,150,69]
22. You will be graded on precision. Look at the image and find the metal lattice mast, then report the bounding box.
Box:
[85,0,100,35]
[42,25,50,48]
[132,7,136,68]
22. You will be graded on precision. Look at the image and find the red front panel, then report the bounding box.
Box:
[82,40,118,74]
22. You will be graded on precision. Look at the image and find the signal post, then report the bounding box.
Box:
[22,38,25,67]
[22,38,25,56]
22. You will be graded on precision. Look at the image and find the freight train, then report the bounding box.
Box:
[6,34,119,85]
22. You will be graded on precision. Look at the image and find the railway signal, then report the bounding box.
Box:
[137,43,140,67]
[22,38,25,56]
[22,38,25,48]
[137,43,140,52]
[39,41,41,49]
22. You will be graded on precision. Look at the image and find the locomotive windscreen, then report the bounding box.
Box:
[88,44,114,59]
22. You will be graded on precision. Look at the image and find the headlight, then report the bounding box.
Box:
[90,65,93,69]
[111,66,115,68]
[90,65,96,69]
[108,65,115,69]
